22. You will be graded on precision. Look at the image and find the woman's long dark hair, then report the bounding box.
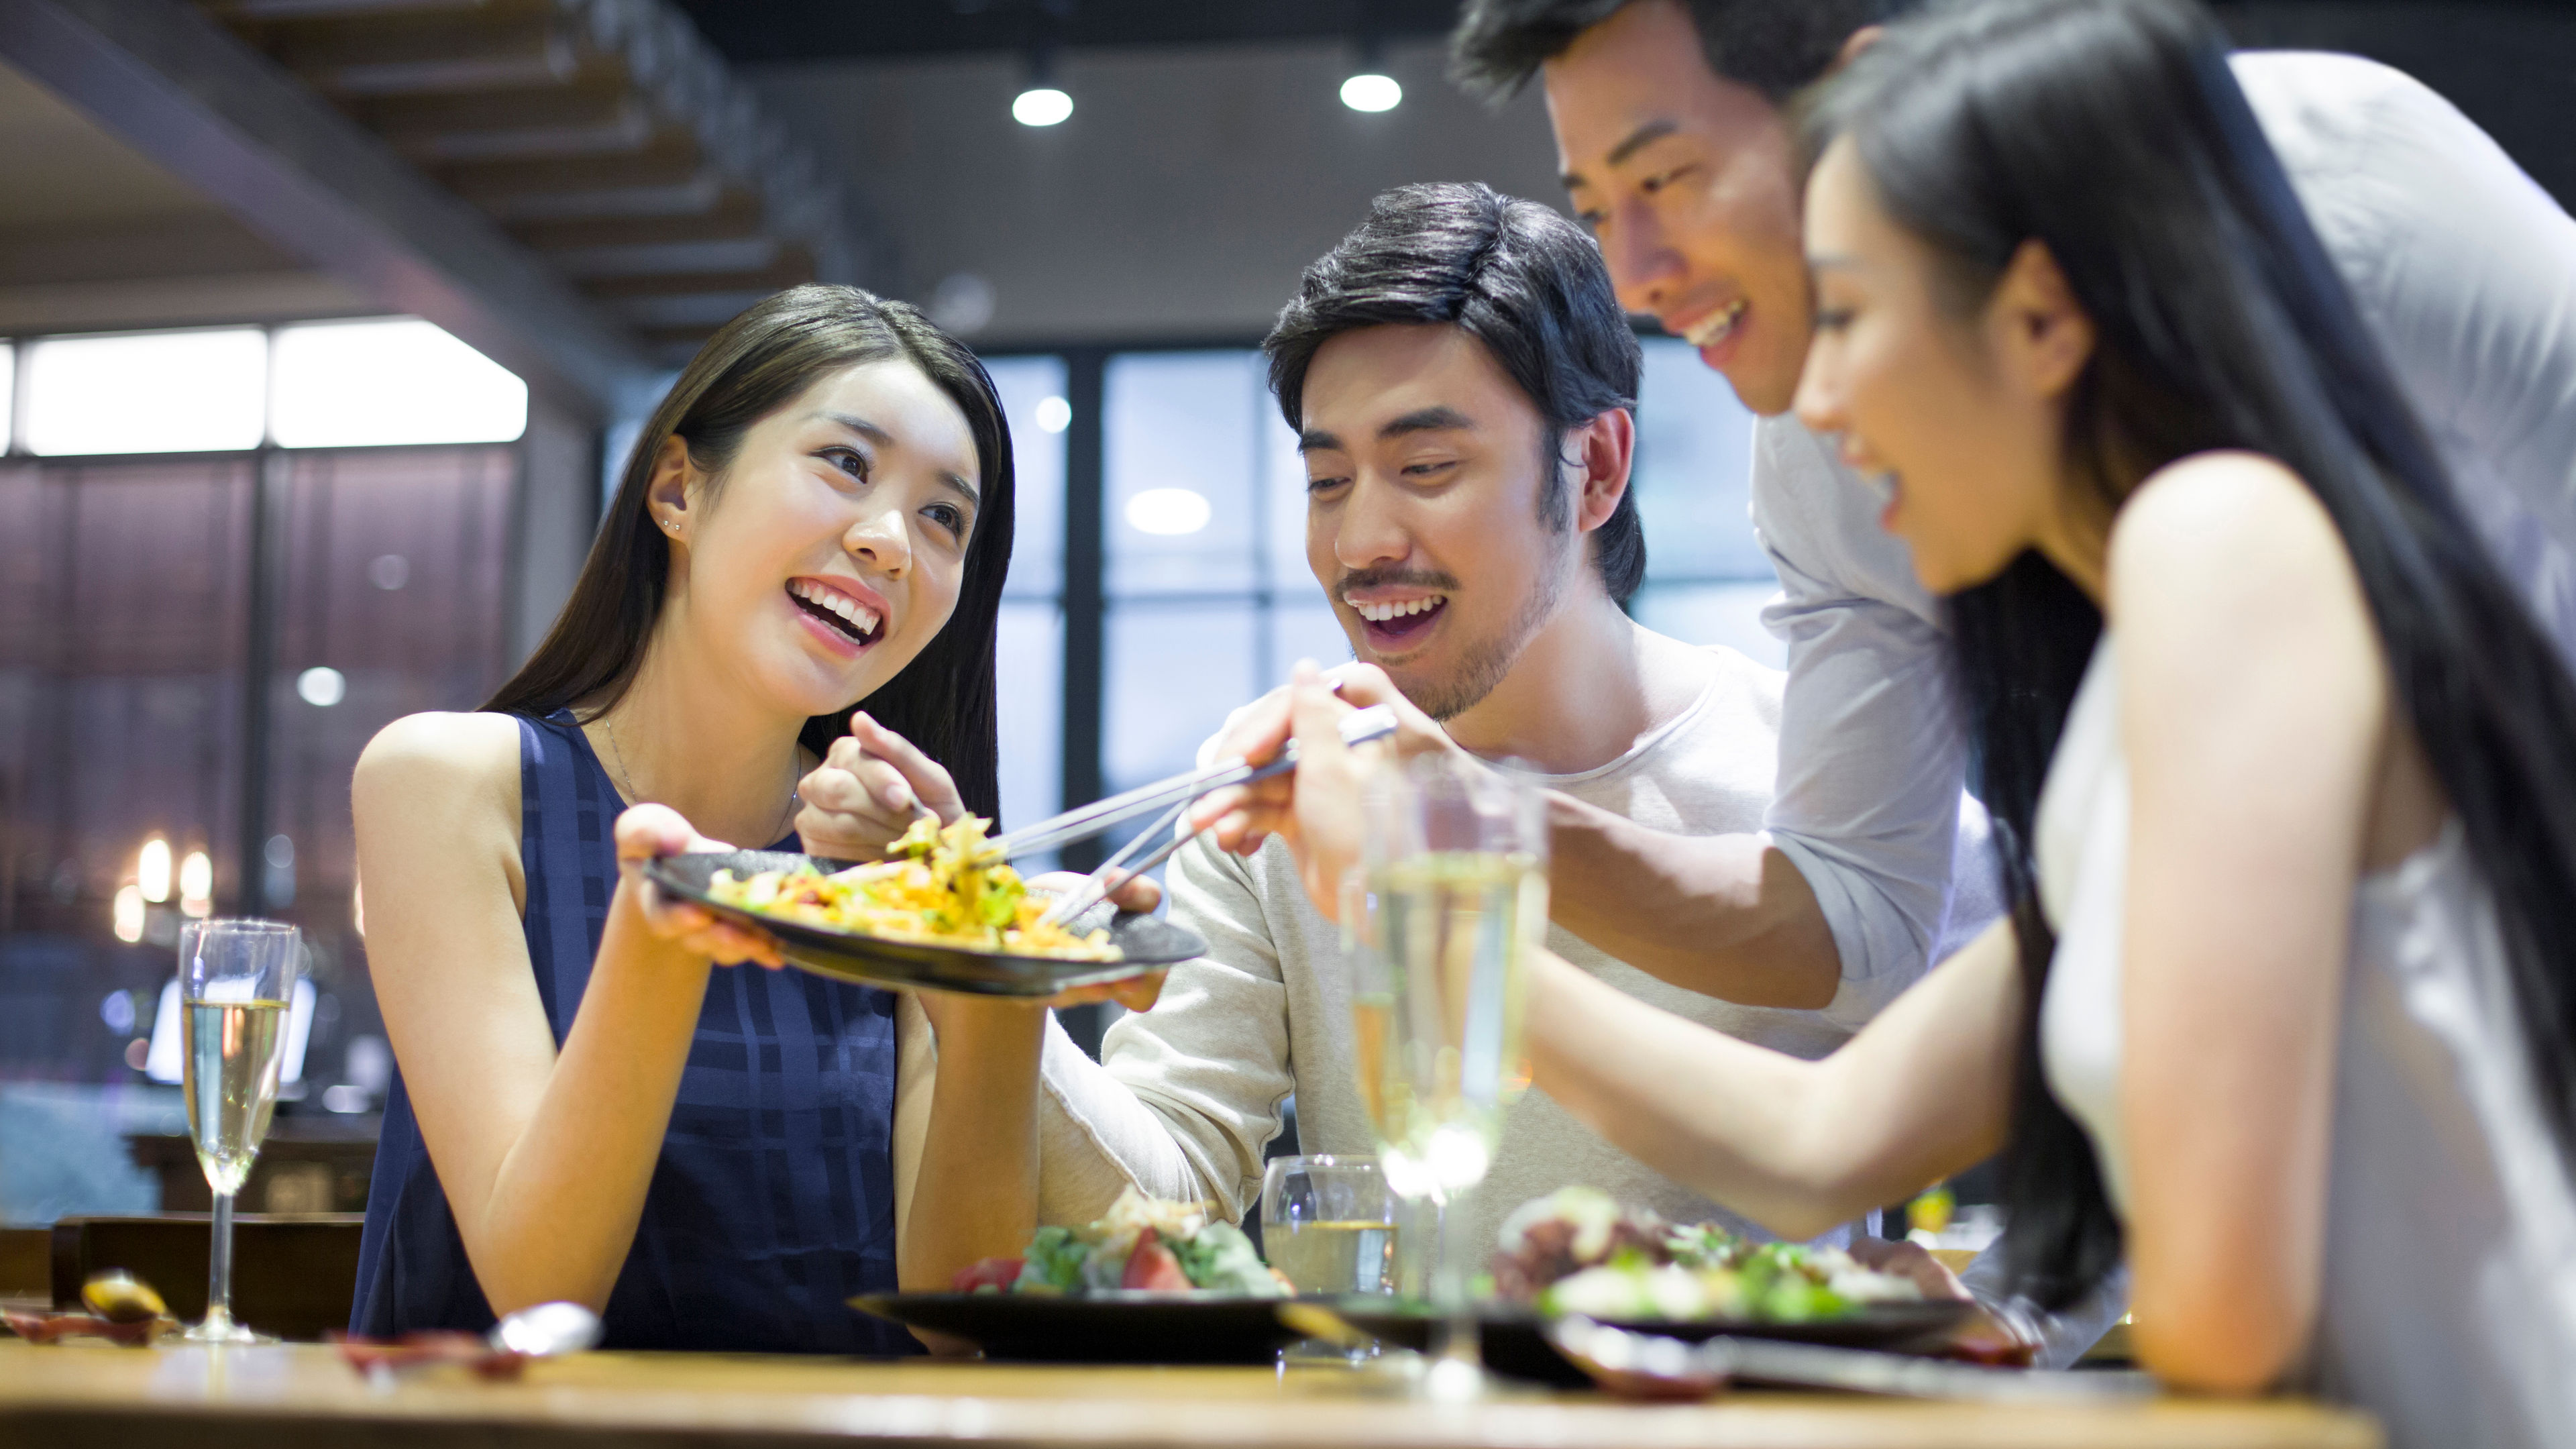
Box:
[486,284,1014,821]
[1806,0,2576,1307]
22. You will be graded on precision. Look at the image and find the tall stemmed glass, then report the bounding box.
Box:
[178,918,302,1344]
[1342,754,1545,1400]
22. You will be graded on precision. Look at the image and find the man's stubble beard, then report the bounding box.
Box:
[1405,529,1574,724]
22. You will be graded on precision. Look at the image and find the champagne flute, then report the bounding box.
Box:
[1342,754,1546,1399]
[179,918,302,1345]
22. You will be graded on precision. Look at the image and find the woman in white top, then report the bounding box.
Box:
[1444,1,2576,1441]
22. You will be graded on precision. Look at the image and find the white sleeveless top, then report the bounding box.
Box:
[2035,637,2576,1449]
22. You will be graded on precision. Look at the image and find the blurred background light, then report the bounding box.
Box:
[25,327,267,455]
[1012,86,1072,126]
[137,837,170,904]
[270,318,527,447]
[1125,487,1212,536]
[178,851,213,918]
[111,887,144,945]
[1340,72,1401,112]
[1034,395,1072,433]
[297,666,347,706]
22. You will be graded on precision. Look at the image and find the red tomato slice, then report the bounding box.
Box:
[1120,1228,1192,1292]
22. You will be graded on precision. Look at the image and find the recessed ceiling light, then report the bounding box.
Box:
[1014,87,1073,126]
[1341,73,1401,113]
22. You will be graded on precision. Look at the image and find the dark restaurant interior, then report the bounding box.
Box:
[0,0,2571,1442]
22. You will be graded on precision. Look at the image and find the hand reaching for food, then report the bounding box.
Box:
[1187,662,1465,888]
[1184,661,1466,922]
[796,712,967,861]
[616,804,784,969]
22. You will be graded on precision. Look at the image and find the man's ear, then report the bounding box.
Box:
[1570,407,1636,534]
[1833,24,1884,71]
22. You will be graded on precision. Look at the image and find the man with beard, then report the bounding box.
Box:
[1008,182,1864,1254]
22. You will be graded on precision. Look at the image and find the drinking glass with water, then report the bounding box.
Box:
[179,918,302,1344]
[1260,1155,1397,1296]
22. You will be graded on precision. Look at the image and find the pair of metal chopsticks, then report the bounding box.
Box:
[1031,704,1399,926]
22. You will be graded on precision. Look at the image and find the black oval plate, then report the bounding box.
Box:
[849,1291,1306,1364]
[643,851,1205,998]
[1331,1299,1972,1387]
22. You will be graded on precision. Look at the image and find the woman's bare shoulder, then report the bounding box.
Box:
[2108,449,2357,635]
[2110,451,2343,588]
[354,711,523,822]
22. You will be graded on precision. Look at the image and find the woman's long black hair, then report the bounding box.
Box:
[485,284,1015,821]
[1805,0,2576,1307]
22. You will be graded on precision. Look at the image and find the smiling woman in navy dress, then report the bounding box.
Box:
[347,286,1075,1351]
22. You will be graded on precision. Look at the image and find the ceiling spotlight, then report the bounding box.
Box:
[1013,85,1072,126]
[1341,72,1401,113]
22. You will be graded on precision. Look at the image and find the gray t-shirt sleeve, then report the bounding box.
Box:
[1749,417,1979,1018]
[2235,50,2576,659]
[1034,830,1296,1225]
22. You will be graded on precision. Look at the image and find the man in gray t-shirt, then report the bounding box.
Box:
[1027,183,1894,1257]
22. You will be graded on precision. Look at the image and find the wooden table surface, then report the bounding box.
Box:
[0,1340,2380,1449]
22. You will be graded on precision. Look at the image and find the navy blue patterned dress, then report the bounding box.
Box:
[351,710,917,1354]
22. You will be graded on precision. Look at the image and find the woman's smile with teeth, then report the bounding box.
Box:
[788,578,882,643]
[1352,595,1446,623]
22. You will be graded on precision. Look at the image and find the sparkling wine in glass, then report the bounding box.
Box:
[1342,754,1546,1399]
[179,918,302,1344]
[1261,1155,1397,1296]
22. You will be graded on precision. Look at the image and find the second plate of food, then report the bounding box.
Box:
[1330,1300,1973,1386]
[644,849,1205,998]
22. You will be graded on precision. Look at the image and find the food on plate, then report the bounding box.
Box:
[953,1188,1292,1297]
[1493,1187,1925,1324]
[708,814,1118,961]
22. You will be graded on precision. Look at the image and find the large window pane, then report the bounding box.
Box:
[1106,352,1265,598]
[994,600,1062,857]
[1104,598,1258,796]
[1259,402,1310,600]
[270,319,527,449]
[25,329,267,457]
[983,355,1067,600]
[264,447,516,1087]
[1631,337,1766,584]
[1266,602,1352,684]
[0,458,256,1081]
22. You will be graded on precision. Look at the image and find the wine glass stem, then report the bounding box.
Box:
[206,1189,237,1334]
[1427,1193,1480,1389]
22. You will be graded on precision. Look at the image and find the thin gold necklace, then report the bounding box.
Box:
[602,711,802,845]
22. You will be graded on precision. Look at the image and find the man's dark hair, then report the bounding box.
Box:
[1264,182,1646,603]
[1451,0,1904,103]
